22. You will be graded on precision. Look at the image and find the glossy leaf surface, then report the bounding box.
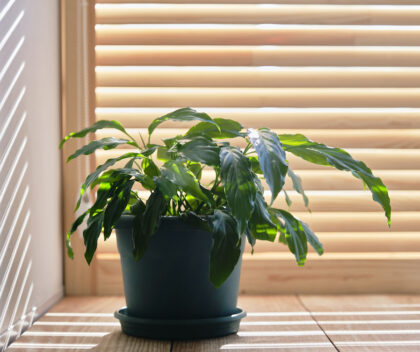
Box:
[248,128,288,204]
[279,133,391,225]
[210,210,242,288]
[220,146,256,233]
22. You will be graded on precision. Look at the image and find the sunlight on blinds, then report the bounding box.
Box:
[93,0,420,294]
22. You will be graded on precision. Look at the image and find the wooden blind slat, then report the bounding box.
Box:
[96,87,420,108]
[96,66,420,88]
[96,25,420,46]
[96,4,420,25]
[96,45,420,67]
[96,0,420,5]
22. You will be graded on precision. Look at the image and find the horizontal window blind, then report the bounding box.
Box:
[93,0,420,294]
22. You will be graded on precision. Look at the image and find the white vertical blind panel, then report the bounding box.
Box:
[93,1,420,293]
[0,0,35,350]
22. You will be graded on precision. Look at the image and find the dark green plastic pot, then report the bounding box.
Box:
[113,215,246,339]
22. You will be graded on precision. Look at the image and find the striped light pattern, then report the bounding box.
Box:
[93,0,420,294]
[0,0,35,350]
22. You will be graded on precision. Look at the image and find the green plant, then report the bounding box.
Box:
[60,107,391,287]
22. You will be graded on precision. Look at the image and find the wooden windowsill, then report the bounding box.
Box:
[7,295,420,351]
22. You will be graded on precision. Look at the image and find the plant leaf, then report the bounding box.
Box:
[90,182,113,215]
[148,107,219,138]
[180,212,211,232]
[279,133,391,226]
[132,188,167,260]
[178,137,220,166]
[247,128,288,204]
[65,211,89,258]
[142,158,160,177]
[154,175,179,200]
[220,146,256,233]
[287,168,309,209]
[187,162,203,181]
[111,167,155,190]
[186,118,243,139]
[60,120,130,148]
[248,192,277,241]
[83,212,105,264]
[161,160,209,202]
[75,152,143,211]
[270,208,315,266]
[301,221,324,255]
[67,137,134,162]
[209,209,242,288]
[244,226,256,253]
[103,180,135,239]
[130,198,146,215]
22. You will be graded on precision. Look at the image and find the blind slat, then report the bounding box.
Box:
[96,25,420,46]
[96,0,420,5]
[96,87,420,108]
[96,45,420,67]
[96,4,420,25]
[96,66,420,88]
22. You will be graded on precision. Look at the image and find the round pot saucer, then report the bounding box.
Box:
[114,307,246,340]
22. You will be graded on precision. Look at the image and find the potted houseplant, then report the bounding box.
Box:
[60,107,391,339]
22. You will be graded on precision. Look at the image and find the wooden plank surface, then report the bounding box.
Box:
[300,295,420,352]
[172,295,335,352]
[8,295,420,351]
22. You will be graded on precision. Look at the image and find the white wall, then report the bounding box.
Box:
[25,0,63,311]
[0,0,62,348]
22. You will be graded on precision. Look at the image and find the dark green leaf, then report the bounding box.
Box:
[83,212,105,264]
[161,160,209,202]
[65,211,89,258]
[111,168,155,190]
[247,128,288,204]
[249,156,263,174]
[142,158,160,177]
[279,133,391,226]
[90,182,113,214]
[67,137,134,162]
[75,152,143,211]
[186,118,243,139]
[244,226,256,254]
[210,210,242,288]
[154,175,179,200]
[103,180,135,239]
[301,221,323,255]
[148,107,219,138]
[287,168,309,209]
[270,209,310,266]
[141,144,159,157]
[60,120,131,148]
[220,146,256,233]
[178,137,220,166]
[132,189,167,260]
[284,190,292,207]
[130,198,146,215]
[248,192,277,242]
[187,162,203,181]
[180,212,211,232]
